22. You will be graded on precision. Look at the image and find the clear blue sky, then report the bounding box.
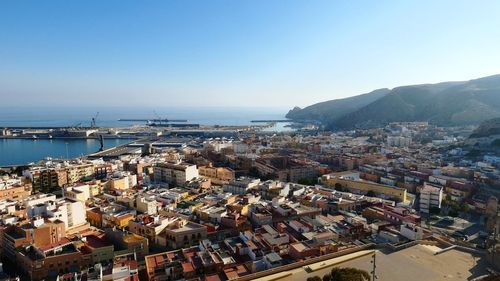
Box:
[1,0,499,108]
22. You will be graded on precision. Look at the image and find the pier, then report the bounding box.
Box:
[250,119,291,123]
[118,118,188,122]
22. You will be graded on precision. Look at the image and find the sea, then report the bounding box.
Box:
[0,106,291,166]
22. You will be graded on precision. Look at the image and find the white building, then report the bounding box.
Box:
[63,183,91,202]
[23,194,86,229]
[223,178,260,195]
[24,194,57,218]
[153,162,199,186]
[419,182,443,214]
[132,195,158,215]
[387,136,411,147]
[400,223,424,240]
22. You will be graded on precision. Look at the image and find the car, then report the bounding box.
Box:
[478,231,489,239]
[451,231,468,241]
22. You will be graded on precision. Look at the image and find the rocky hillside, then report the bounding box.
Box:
[287,74,500,130]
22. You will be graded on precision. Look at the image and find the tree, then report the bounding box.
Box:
[308,267,370,281]
[334,183,344,191]
[248,167,260,178]
[366,190,376,197]
[298,177,318,186]
[429,206,441,215]
[448,208,459,217]
[460,203,470,213]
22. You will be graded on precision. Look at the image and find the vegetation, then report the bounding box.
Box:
[429,206,441,215]
[442,198,469,217]
[366,190,376,197]
[466,149,481,157]
[492,139,500,147]
[298,177,318,186]
[334,183,345,192]
[307,267,371,281]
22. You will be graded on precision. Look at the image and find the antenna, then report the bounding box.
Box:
[371,252,378,281]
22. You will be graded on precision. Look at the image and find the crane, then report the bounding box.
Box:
[153,110,165,125]
[91,112,100,128]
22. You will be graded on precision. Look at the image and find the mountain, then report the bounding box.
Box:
[285,88,390,122]
[287,74,500,129]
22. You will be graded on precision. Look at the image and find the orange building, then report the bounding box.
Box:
[0,182,31,201]
[17,239,82,281]
[86,207,103,228]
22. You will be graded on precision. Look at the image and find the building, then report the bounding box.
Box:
[383,205,421,225]
[62,183,90,202]
[25,168,68,192]
[24,193,58,218]
[386,136,411,147]
[254,156,320,183]
[223,178,260,195]
[132,195,158,215]
[0,177,31,201]
[128,215,175,242]
[2,219,66,261]
[66,163,95,184]
[105,228,149,259]
[156,220,207,249]
[109,172,138,191]
[23,194,87,231]
[400,223,424,240]
[419,182,443,214]
[199,165,235,185]
[16,239,82,280]
[153,162,199,186]
[322,172,407,202]
[78,235,114,267]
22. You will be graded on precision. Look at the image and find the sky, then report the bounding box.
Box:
[1,0,500,109]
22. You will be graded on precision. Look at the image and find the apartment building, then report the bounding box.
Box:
[128,215,176,242]
[153,162,199,186]
[25,168,68,192]
[0,177,31,201]
[156,220,208,249]
[16,239,82,281]
[223,178,260,195]
[62,183,90,202]
[66,163,95,183]
[109,172,138,191]
[23,194,87,230]
[322,171,408,202]
[2,219,66,261]
[419,182,443,214]
[198,165,235,185]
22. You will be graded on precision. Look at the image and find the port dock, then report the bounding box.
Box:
[250,119,291,123]
[118,118,188,122]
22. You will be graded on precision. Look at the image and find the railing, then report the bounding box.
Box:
[235,243,374,281]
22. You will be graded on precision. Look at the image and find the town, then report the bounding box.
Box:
[0,121,499,281]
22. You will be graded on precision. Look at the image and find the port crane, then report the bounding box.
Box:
[91,112,99,128]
